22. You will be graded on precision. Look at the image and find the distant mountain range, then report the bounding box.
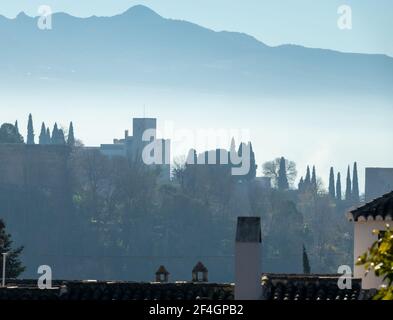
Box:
[1,5,392,97]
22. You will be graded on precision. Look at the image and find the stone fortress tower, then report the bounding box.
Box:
[100,117,170,181]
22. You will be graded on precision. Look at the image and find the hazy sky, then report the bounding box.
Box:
[1,0,392,57]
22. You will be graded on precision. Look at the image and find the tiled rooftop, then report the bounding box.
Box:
[0,275,376,300]
[0,280,234,301]
[261,274,375,301]
[348,191,393,222]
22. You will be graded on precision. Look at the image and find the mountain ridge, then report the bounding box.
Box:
[2,5,392,58]
[0,5,392,97]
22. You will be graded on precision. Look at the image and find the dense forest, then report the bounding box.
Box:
[0,121,359,282]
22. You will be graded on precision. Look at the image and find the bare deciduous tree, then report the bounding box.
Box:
[262,157,297,188]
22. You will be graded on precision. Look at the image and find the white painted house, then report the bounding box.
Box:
[347,191,393,289]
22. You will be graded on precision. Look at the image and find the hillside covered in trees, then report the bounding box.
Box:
[0,119,361,281]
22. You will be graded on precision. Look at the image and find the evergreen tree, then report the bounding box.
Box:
[305,166,311,185]
[298,177,304,192]
[328,167,335,198]
[352,162,360,203]
[46,127,51,143]
[246,142,257,181]
[0,219,25,278]
[26,113,35,145]
[51,123,59,144]
[39,122,47,145]
[236,142,249,180]
[230,137,236,154]
[229,137,237,167]
[345,166,352,201]
[14,120,19,134]
[58,129,66,145]
[311,166,317,189]
[0,123,24,144]
[277,157,289,190]
[186,148,197,165]
[336,172,342,201]
[302,244,311,274]
[67,121,75,146]
[237,142,247,156]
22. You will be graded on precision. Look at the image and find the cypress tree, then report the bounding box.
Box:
[277,157,289,190]
[302,245,311,274]
[26,113,35,145]
[345,166,352,201]
[67,122,75,146]
[233,142,249,175]
[336,172,342,201]
[186,148,197,165]
[236,142,248,181]
[39,122,47,145]
[311,166,317,190]
[229,137,237,167]
[230,137,236,154]
[0,219,25,278]
[305,166,311,185]
[46,127,51,144]
[58,129,66,145]
[328,167,335,198]
[14,120,19,134]
[246,142,257,180]
[237,142,247,157]
[352,162,360,203]
[298,177,304,192]
[51,123,59,144]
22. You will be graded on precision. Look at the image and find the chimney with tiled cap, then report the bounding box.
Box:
[235,217,262,300]
[155,265,169,283]
[192,262,208,282]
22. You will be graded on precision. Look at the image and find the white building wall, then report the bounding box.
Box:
[354,220,389,289]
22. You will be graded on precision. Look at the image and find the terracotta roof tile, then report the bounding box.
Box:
[0,275,376,300]
[350,191,393,221]
[261,274,375,300]
[0,281,234,301]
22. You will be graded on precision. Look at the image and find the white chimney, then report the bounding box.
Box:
[235,217,262,300]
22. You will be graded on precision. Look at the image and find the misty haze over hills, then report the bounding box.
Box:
[1,5,392,191]
[0,5,392,96]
